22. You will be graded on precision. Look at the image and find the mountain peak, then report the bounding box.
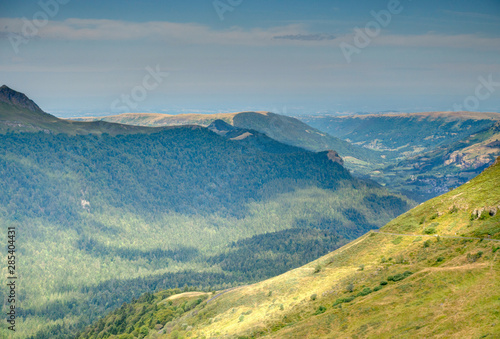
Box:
[0,85,44,114]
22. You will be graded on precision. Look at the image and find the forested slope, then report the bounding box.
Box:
[79,157,500,338]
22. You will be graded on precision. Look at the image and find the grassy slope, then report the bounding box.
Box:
[72,113,238,127]
[191,158,500,338]
[81,157,500,338]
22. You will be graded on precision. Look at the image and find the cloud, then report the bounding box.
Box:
[273,34,336,41]
[1,17,499,51]
[0,17,306,46]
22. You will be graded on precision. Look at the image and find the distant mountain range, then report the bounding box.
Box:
[70,111,386,174]
[70,109,500,202]
[300,112,500,201]
[0,86,411,338]
[79,155,500,338]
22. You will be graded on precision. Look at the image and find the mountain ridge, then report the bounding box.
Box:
[0,86,182,135]
[69,110,387,174]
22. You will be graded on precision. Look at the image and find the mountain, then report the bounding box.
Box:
[300,112,500,201]
[0,84,45,114]
[0,85,169,135]
[78,157,500,338]
[71,111,386,174]
[0,87,412,338]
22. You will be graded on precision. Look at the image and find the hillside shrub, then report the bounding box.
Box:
[424,227,436,234]
[332,296,355,307]
[314,306,327,315]
[387,271,413,282]
[392,237,403,245]
[356,287,372,297]
[467,251,483,263]
[346,282,354,293]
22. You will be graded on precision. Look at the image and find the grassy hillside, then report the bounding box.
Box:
[73,113,238,128]
[79,157,500,338]
[71,111,386,174]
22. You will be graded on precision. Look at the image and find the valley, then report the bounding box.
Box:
[300,112,500,201]
[78,155,500,338]
[3,1,498,338]
[0,87,410,338]
[1,86,498,338]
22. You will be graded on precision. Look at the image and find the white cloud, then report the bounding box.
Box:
[0,17,306,46]
[1,17,499,50]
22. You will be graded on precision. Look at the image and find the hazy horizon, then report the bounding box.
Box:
[1,0,500,117]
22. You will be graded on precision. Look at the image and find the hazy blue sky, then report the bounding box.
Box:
[1,0,500,117]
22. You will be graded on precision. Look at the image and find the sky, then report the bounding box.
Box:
[1,0,500,117]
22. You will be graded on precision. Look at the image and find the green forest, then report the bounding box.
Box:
[0,127,410,338]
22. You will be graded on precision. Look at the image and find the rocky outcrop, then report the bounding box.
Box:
[471,206,499,219]
[326,150,344,166]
